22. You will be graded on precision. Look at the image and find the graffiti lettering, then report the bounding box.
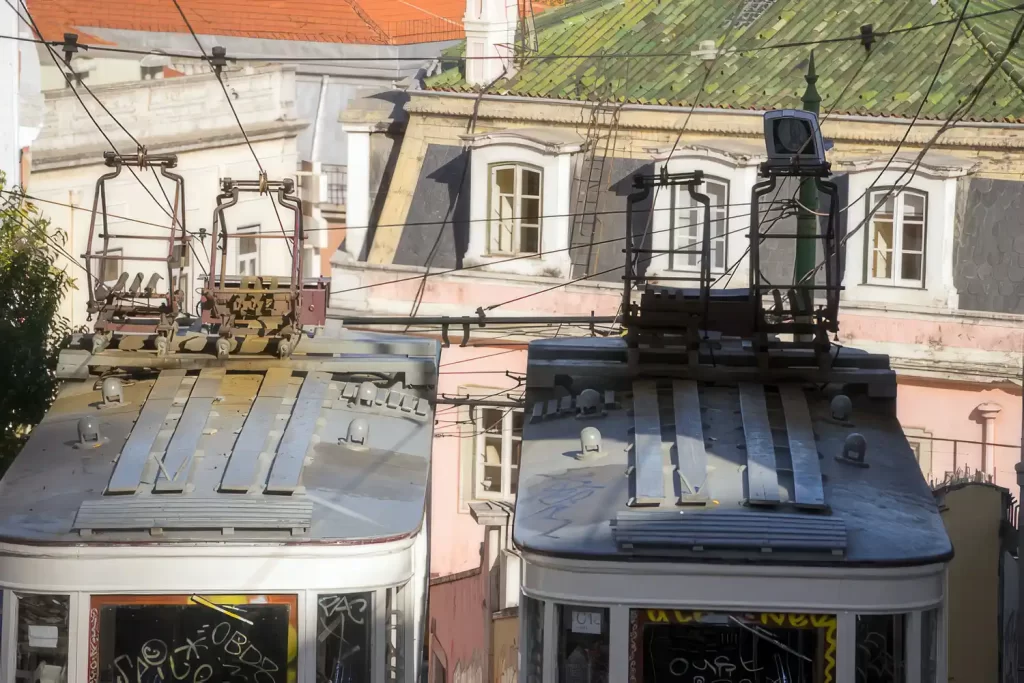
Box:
[111,622,280,683]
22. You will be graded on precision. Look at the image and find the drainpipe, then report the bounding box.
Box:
[977,402,1002,480]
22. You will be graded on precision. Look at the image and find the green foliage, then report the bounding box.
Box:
[0,173,74,474]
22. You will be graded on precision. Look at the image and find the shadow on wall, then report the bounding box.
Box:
[393,145,470,270]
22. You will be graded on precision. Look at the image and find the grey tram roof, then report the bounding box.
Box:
[0,329,440,545]
[512,337,953,568]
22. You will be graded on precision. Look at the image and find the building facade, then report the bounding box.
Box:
[329,0,1024,679]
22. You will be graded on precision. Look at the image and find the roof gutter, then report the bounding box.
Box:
[409,89,1024,129]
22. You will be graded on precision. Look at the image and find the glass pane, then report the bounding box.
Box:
[901,253,923,283]
[520,225,540,254]
[92,594,297,683]
[873,220,893,251]
[522,168,541,197]
[903,192,925,219]
[520,196,540,225]
[495,167,515,195]
[482,409,504,434]
[920,609,938,683]
[239,236,257,255]
[559,605,610,683]
[17,594,69,683]
[511,410,524,436]
[634,609,835,683]
[317,593,373,683]
[524,597,544,683]
[510,439,522,495]
[101,254,121,282]
[872,250,892,279]
[872,192,896,218]
[855,614,906,683]
[482,433,503,493]
[902,221,924,253]
[713,240,725,270]
[708,180,728,207]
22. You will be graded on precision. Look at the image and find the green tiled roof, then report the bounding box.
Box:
[425,0,1024,122]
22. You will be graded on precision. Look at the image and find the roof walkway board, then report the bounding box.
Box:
[0,330,440,545]
[513,336,952,567]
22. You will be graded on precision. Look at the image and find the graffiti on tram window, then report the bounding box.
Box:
[855,614,906,683]
[88,594,298,683]
[316,592,372,683]
[630,609,838,683]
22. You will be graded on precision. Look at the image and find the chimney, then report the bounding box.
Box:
[464,0,517,86]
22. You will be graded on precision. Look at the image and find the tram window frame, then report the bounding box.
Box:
[630,609,836,683]
[522,596,545,683]
[855,613,907,683]
[558,604,610,683]
[89,593,298,683]
[316,591,373,683]
[13,592,70,683]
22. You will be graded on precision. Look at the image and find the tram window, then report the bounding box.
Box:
[632,609,836,683]
[558,605,609,683]
[855,614,906,683]
[920,609,938,683]
[91,594,298,683]
[385,587,406,682]
[14,593,70,683]
[317,592,373,683]
[523,596,544,683]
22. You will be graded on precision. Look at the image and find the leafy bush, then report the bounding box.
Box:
[0,174,73,474]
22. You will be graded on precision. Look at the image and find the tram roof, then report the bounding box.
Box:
[512,336,953,568]
[0,328,439,545]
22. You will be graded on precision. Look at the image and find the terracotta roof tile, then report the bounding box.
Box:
[26,0,465,46]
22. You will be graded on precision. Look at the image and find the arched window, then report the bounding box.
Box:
[488,163,543,256]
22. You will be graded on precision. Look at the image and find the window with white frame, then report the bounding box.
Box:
[473,406,523,500]
[488,164,542,256]
[867,189,926,287]
[236,225,260,276]
[670,177,729,272]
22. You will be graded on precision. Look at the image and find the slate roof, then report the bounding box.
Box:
[0,330,440,545]
[512,337,954,567]
[426,0,1024,122]
[27,0,465,46]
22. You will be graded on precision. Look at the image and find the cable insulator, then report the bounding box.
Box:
[61,33,79,66]
[860,24,874,52]
[210,46,228,77]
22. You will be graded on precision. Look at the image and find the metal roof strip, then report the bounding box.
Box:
[105,369,187,495]
[219,368,293,493]
[631,380,665,506]
[266,371,333,494]
[153,369,224,493]
[672,379,709,502]
[779,384,827,509]
[739,382,781,504]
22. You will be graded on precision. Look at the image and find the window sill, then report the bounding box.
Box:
[468,500,514,527]
[860,281,927,291]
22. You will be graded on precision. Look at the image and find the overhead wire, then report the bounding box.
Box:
[169,0,294,259]
[797,0,1012,286]
[6,3,1024,64]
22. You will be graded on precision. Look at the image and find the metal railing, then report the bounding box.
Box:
[917,435,1021,488]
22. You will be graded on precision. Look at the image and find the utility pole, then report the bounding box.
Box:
[794,51,820,283]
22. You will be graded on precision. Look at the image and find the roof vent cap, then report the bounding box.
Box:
[830,394,852,422]
[579,426,602,459]
[347,418,369,445]
[358,381,377,406]
[836,433,868,468]
[76,416,104,448]
[576,389,602,418]
[101,377,124,406]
